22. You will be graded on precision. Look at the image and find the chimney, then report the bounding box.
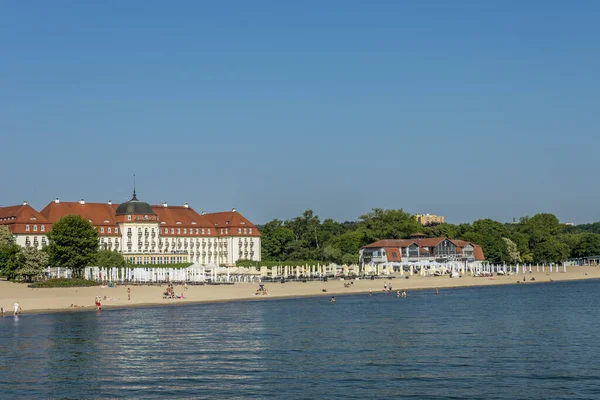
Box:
[183,202,189,209]
[79,199,85,205]
[163,202,168,208]
[23,201,29,206]
[232,207,237,212]
[108,200,112,205]
[54,198,60,204]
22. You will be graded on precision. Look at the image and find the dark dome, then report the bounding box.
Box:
[116,193,154,216]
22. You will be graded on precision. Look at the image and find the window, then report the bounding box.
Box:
[127,215,132,221]
[196,228,199,234]
[101,227,105,233]
[244,228,247,234]
[26,225,30,231]
[41,225,45,232]
[177,228,181,234]
[221,229,224,234]
[184,228,187,234]
[238,228,241,234]
[33,225,38,231]
[207,229,210,234]
[202,229,205,234]
[225,229,228,234]
[171,228,174,234]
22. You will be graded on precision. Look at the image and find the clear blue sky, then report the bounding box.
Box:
[1,1,599,225]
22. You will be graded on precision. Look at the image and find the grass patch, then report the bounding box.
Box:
[28,278,100,288]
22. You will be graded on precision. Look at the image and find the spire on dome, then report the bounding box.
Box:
[133,174,137,200]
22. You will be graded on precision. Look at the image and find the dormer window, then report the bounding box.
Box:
[177,228,181,234]
[33,225,38,231]
[176,221,182,225]
[30,217,37,221]
[249,228,252,234]
[183,228,187,234]
[26,225,30,231]
[192,222,196,225]
[41,225,45,232]
[127,215,132,221]
[238,228,241,234]
[101,227,105,233]
[171,228,174,234]
[161,221,166,224]
[115,228,118,234]
[207,229,211,234]
[108,227,112,233]
[201,229,205,234]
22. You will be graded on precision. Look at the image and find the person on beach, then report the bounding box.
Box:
[1,307,4,317]
[369,288,372,295]
[330,296,336,303]
[184,282,188,291]
[127,287,131,301]
[389,283,393,292]
[95,297,101,310]
[383,282,387,292]
[13,302,20,316]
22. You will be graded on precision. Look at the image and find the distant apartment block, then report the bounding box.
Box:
[415,213,445,225]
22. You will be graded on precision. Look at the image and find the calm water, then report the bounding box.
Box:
[1,280,600,399]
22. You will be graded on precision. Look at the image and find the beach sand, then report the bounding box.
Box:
[1,266,598,315]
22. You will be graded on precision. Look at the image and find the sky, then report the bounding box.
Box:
[1,1,599,225]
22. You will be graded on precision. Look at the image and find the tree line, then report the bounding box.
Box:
[257,209,600,265]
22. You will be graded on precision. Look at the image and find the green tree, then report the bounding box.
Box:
[358,208,421,241]
[15,246,49,282]
[0,226,20,280]
[47,214,99,277]
[341,253,358,266]
[95,249,126,268]
[572,233,600,257]
[533,239,570,263]
[521,213,563,248]
[322,245,342,263]
[461,219,509,263]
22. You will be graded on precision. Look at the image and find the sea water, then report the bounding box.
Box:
[1,280,600,399]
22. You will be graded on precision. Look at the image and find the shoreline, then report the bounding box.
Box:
[2,267,599,316]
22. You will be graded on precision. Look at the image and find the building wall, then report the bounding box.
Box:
[415,214,445,225]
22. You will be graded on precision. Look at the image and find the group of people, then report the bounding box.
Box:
[0,303,21,316]
[383,281,393,293]
[254,284,269,295]
[163,284,185,299]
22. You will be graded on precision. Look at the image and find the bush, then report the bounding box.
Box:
[28,278,100,288]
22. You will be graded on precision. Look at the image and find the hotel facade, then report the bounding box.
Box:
[0,192,261,266]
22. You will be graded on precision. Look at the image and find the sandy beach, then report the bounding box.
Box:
[1,266,598,315]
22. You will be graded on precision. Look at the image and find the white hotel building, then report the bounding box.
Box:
[0,191,261,266]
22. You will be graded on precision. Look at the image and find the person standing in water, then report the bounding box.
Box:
[383,282,387,292]
[13,302,20,316]
[435,287,439,295]
[330,296,336,303]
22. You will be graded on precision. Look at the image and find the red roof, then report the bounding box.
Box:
[0,204,50,234]
[203,211,261,237]
[35,201,260,238]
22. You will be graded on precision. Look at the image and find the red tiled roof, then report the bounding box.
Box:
[203,211,261,237]
[40,201,119,236]
[0,204,50,234]
[35,201,260,238]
